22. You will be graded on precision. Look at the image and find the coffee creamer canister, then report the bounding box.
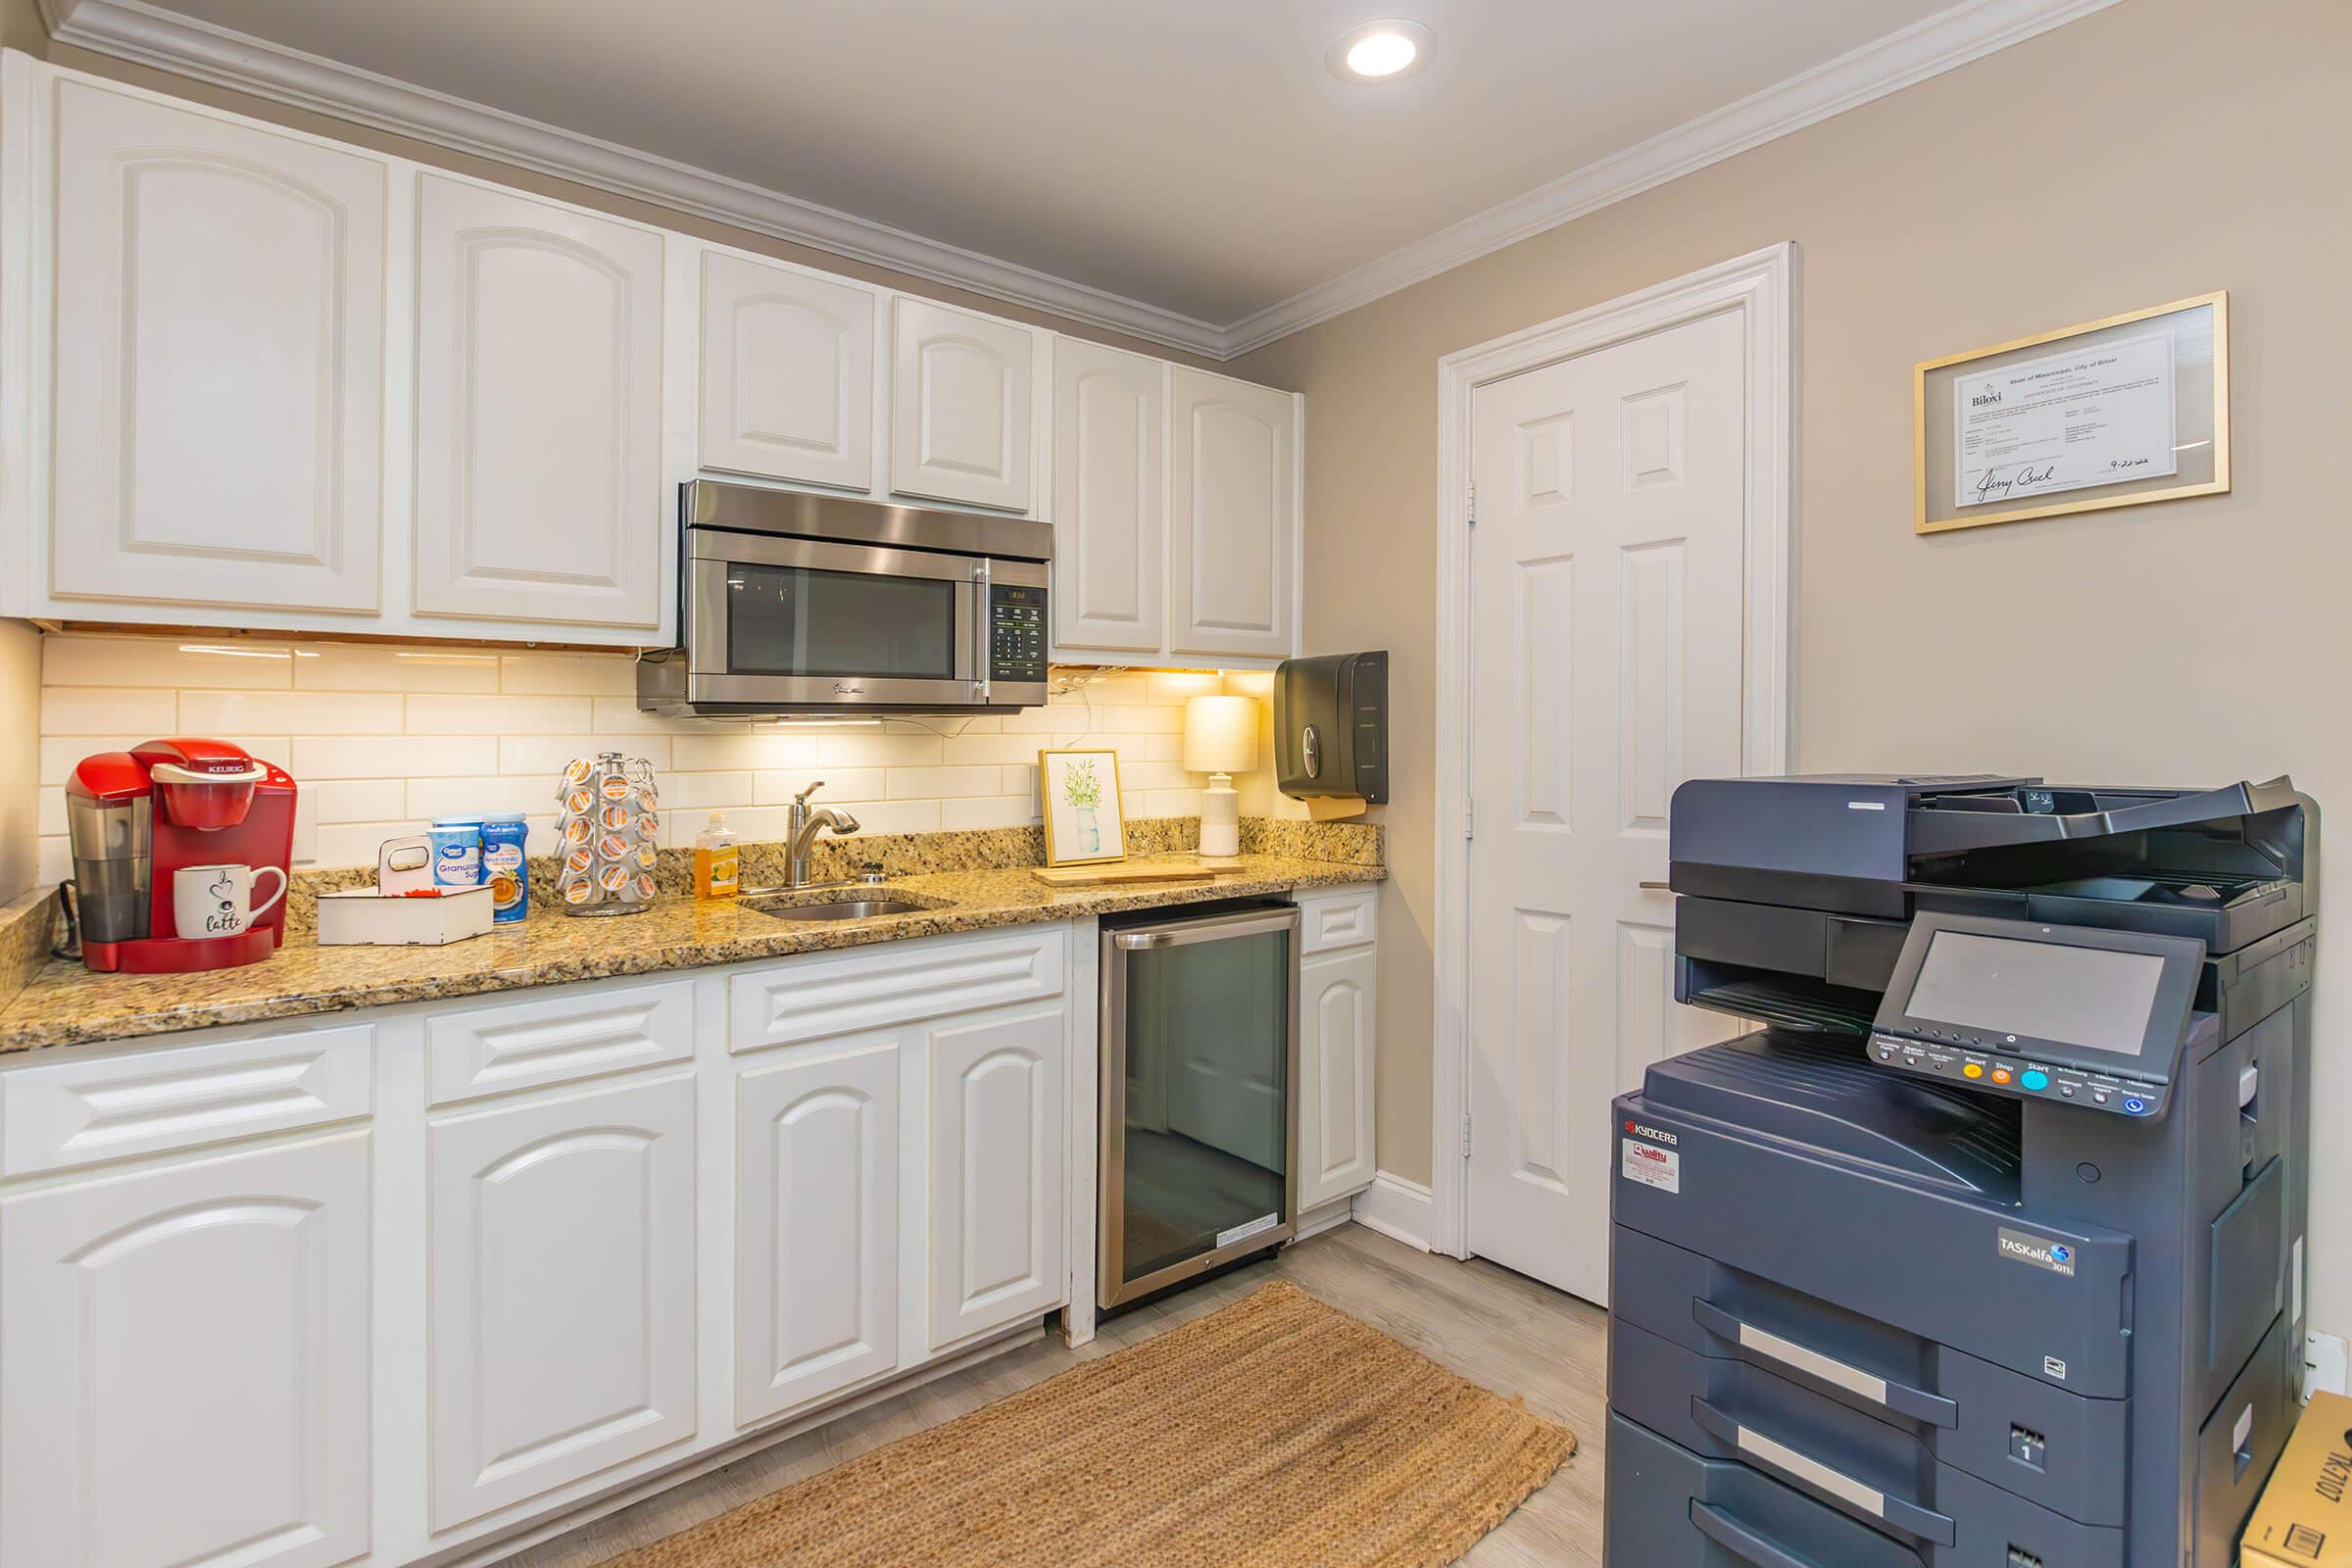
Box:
[480,813,529,923]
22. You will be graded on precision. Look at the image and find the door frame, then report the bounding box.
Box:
[1430,242,1796,1260]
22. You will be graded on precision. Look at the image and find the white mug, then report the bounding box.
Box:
[174,862,286,940]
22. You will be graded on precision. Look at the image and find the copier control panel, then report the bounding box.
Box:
[1870,911,2207,1117]
[1865,1032,2168,1115]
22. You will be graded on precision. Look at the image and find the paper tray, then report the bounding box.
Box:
[317,885,497,946]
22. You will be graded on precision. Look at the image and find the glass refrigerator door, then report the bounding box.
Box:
[1111,919,1294,1297]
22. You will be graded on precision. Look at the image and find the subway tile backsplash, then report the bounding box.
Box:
[33,634,1251,881]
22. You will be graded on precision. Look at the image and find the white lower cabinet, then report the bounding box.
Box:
[0,1130,372,1568]
[426,1071,698,1530]
[735,1039,900,1425]
[928,1003,1066,1348]
[0,919,1108,1566]
[1298,947,1377,1210]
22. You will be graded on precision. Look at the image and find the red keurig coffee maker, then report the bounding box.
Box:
[66,738,298,973]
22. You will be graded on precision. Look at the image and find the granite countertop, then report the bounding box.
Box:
[0,851,1384,1054]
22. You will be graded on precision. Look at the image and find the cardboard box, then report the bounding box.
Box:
[2244,1392,2352,1568]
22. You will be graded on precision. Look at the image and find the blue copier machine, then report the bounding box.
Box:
[1606,775,2317,1568]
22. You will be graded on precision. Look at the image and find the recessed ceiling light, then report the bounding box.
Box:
[1328,20,1435,84]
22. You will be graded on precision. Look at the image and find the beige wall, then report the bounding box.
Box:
[1233,0,2352,1320]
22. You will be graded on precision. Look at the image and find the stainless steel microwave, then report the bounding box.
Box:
[638,482,1052,717]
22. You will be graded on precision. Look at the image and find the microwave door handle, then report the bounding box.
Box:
[971,559,992,705]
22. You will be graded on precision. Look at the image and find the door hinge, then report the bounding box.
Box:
[1460,1115,1473,1157]
[1466,479,1477,525]
[1463,800,1475,840]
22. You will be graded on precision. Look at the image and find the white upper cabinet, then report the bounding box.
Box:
[0,1131,372,1568]
[1168,368,1298,660]
[890,298,1034,513]
[426,1072,697,1529]
[413,174,665,628]
[48,79,386,613]
[1050,340,1164,654]
[699,251,875,490]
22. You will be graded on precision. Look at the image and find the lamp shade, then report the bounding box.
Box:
[1182,694,1259,774]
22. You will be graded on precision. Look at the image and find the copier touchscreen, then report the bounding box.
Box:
[1906,930,2165,1055]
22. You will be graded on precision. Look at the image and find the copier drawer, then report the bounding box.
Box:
[1605,1412,2127,1568]
[1614,1321,2132,1552]
[2191,1314,2294,1568]
[1613,1227,2128,1524]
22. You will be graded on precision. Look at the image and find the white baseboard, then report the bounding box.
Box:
[1350,1171,1434,1251]
[1292,1193,1357,1244]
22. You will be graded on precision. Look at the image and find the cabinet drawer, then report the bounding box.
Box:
[1,1023,374,1176]
[731,927,1064,1054]
[1297,887,1378,954]
[426,978,695,1105]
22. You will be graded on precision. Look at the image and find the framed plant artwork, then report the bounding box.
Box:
[1039,749,1125,866]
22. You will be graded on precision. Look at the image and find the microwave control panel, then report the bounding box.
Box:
[989,583,1048,684]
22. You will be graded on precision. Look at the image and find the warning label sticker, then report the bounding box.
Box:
[1621,1138,1681,1194]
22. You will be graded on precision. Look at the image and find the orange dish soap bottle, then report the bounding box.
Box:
[694,812,741,901]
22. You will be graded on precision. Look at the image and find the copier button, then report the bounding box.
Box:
[1962,1062,1984,1079]
[1990,1068,2013,1086]
[2123,1096,2148,1115]
[2021,1070,2050,1092]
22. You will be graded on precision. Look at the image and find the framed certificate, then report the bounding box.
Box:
[1915,292,2228,534]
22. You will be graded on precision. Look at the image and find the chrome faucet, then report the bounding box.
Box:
[786,781,861,889]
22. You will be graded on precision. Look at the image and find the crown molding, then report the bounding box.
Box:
[44,0,2117,363]
[1218,0,2122,358]
[38,0,1230,357]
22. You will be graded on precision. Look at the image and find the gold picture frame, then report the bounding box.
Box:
[1038,749,1126,866]
[1915,291,2230,534]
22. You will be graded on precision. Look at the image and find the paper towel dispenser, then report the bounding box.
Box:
[1274,651,1388,804]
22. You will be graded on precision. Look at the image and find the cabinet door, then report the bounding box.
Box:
[1168,368,1297,659]
[427,1073,696,1528]
[50,80,385,612]
[700,252,875,490]
[1298,947,1377,1210]
[736,1041,899,1426]
[0,1132,371,1568]
[414,175,664,628]
[1051,339,1164,654]
[890,298,1033,512]
[929,1004,1065,1348]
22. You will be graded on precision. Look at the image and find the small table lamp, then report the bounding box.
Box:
[1183,694,1259,859]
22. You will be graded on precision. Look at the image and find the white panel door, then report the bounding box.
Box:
[1464,308,1749,1303]
[889,298,1033,512]
[1050,339,1163,653]
[0,1131,370,1568]
[699,252,875,490]
[928,1004,1065,1348]
[49,80,386,612]
[1298,946,1377,1210]
[427,1072,696,1529]
[736,1040,899,1426]
[1168,368,1296,659]
[414,174,664,627]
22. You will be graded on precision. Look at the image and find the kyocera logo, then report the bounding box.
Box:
[1997,1226,2077,1277]
[1624,1120,1679,1147]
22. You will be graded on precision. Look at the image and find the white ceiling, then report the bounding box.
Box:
[49,0,2107,352]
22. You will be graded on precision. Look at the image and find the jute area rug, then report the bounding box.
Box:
[602,1280,1576,1568]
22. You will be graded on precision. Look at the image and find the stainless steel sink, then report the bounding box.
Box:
[740,894,932,922]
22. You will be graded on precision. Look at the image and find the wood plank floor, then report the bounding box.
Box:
[497,1223,1609,1567]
